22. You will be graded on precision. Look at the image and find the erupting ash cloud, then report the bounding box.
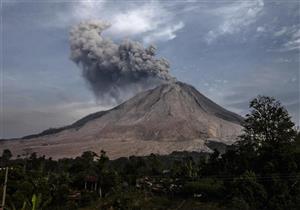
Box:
[69,20,174,104]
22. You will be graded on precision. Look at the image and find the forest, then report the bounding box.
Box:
[0,96,299,210]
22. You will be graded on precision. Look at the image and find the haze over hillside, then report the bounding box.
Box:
[0,82,243,159]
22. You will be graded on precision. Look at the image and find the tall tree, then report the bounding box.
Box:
[240,95,296,150]
[2,149,12,162]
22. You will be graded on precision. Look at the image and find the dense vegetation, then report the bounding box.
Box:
[1,96,299,210]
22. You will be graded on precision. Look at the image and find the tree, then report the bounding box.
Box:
[2,149,12,161]
[226,96,300,210]
[97,150,109,170]
[81,151,97,163]
[240,95,296,151]
[228,171,267,209]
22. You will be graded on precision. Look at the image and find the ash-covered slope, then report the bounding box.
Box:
[0,82,243,159]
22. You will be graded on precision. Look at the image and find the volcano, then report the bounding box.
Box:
[0,82,243,159]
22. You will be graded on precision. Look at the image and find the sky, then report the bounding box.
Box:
[1,0,299,138]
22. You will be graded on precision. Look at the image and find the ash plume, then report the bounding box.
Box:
[69,20,174,104]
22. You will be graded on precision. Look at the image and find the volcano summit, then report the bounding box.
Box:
[0,82,243,159]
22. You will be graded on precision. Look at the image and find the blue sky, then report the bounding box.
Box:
[1,0,299,138]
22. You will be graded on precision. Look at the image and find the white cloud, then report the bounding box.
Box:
[283,29,300,51]
[274,27,288,37]
[272,26,300,51]
[143,22,184,44]
[46,0,184,44]
[205,0,264,43]
[49,1,106,28]
[283,39,300,51]
[109,4,164,36]
[257,26,265,32]
[108,2,184,43]
[72,0,106,20]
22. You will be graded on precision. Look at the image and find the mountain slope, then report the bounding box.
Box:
[0,82,243,159]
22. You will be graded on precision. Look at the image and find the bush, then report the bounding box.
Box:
[181,179,224,199]
[227,197,250,210]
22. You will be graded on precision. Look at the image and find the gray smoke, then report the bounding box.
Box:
[69,20,174,104]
